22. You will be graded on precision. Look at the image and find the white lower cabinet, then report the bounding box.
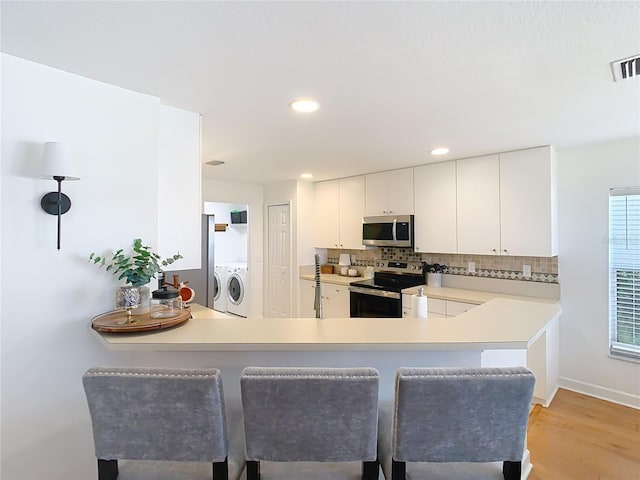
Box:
[402,294,414,318]
[445,300,476,317]
[323,284,350,318]
[300,280,350,318]
[401,295,475,318]
[423,297,476,318]
[428,298,447,316]
[300,280,316,317]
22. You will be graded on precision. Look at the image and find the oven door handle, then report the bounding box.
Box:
[349,286,401,300]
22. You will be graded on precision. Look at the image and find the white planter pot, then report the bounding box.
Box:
[427,273,442,288]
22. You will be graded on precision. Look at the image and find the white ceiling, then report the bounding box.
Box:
[2,1,639,185]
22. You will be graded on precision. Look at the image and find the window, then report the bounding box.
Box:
[609,187,640,361]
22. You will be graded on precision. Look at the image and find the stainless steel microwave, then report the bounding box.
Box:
[362,215,414,248]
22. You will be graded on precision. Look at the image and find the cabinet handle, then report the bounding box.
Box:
[492,249,497,254]
[503,249,508,254]
[389,210,393,214]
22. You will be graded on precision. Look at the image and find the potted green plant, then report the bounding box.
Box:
[89,238,182,314]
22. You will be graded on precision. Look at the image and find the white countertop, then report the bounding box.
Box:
[300,273,557,304]
[400,285,558,305]
[95,300,561,352]
[300,273,357,286]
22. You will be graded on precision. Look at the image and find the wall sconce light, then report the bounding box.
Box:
[40,142,80,250]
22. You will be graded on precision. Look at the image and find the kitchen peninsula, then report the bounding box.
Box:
[94,300,560,406]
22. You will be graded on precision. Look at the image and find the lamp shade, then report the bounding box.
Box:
[41,142,80,180]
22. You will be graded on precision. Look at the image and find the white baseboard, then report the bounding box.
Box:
[533,384,559,408]
[522,449,532,479]
[559,377,640,409]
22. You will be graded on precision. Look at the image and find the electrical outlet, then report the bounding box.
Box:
[468,262,476,273]
[523,264,532,278]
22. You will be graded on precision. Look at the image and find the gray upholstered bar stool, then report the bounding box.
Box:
[378,367,535,480]
[82,367,245,480]
[240,367,380,480]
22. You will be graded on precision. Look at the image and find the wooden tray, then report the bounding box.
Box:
[92,307,191,333]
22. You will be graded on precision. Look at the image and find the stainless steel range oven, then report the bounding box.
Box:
[349,261,425,318]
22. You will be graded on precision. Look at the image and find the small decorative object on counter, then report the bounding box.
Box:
[179,282,195,305]
[338,253,351,275]
[426,263,446,288]
[320,264,334,274]
[115,285,142,322]
[89,238,182,315]
[364,265,374,280]
[150,286,182,319]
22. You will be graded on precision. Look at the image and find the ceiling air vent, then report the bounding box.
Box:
[610,54,640,82]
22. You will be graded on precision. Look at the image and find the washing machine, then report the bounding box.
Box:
[226,264,248,317]
[212,264,229,313]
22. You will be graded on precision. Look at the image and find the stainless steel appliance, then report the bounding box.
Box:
[349,261,425,317]
[362,215,414,248]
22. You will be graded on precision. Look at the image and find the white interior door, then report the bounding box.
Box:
[268,204,291,317]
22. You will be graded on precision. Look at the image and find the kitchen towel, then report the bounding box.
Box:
[414,295,428,319]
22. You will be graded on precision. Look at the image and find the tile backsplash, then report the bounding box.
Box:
[326,248,559,284]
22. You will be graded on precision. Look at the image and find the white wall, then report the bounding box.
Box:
[202,178,263,318]
[0,54,165,478]
[204,201,248,264]
[557,137,640,407]
[262,180,317,317]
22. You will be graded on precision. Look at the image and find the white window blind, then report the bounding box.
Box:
[609,187,640,360]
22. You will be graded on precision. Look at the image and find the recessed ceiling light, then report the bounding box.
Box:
[290,99,319,113]
[430,147,450,156]
[300,173,313,179]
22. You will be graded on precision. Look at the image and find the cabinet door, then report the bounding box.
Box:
[414,162,457,253]
[299,280,316,317]
[446,300,476,317]
[339,176,366,250]
[365,168,414,216]
[456,155,501,255]
[323,283,350,318]
[500,146,557,256]
[364,171,390,216]
[387,168,414,215]
[427,297,447,315]
[313,180,340,248]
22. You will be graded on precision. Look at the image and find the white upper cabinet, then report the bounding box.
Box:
[499,146,558,256]
[157,105,202,270]
[456,155,501,255]
[456,147,558,257]
[338,176,366,249]
[314,176,365,249]
[313,180,340,248]
[414,161,458,253]
[365,168,414,216]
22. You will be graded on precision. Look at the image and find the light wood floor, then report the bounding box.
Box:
[527,388,640,480]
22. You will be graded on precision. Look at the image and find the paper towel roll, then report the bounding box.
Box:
[415,295,428,319]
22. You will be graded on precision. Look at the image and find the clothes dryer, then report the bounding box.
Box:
[226,264,248,317]
[212,264,229,313]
